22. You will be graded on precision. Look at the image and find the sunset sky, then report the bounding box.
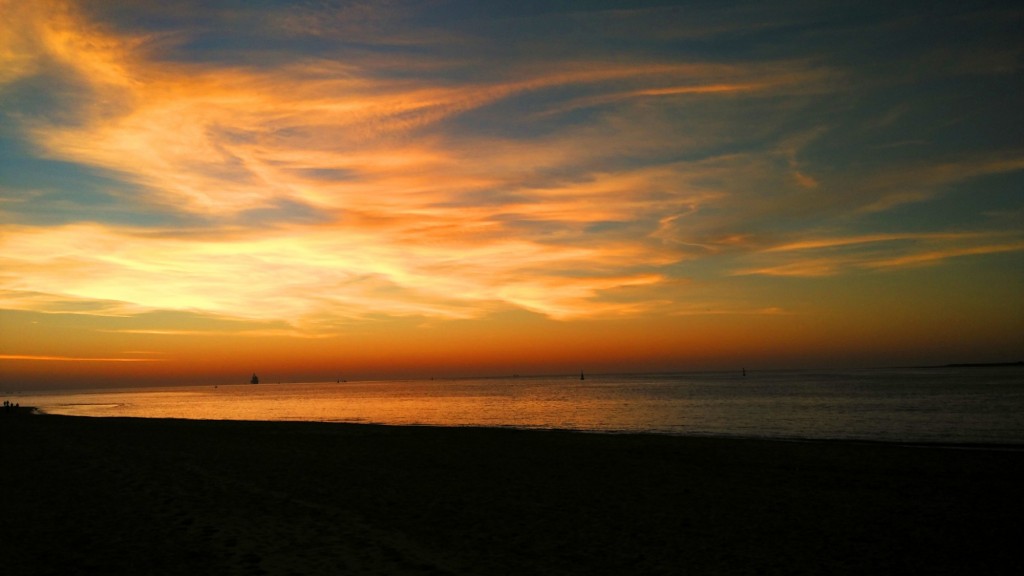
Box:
[2,0,1022,388]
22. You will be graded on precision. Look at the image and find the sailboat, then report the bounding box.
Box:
[250,373,259,384]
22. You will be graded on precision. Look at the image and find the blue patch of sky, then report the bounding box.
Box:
[490,215,578,240]
[662,253,737,283]
[410,0,659,24]
[796,75,1022,180]
[795,103,940,174]
[87,0,293,35]
[470,2,894,65]
[287,167,359,182]
[430,188,531,210]
[164,33,363,67]
[85,2,373,68]
[806,5,1018,75]
[87,0,1019,66]
[0,69,94,127]
[93,12,1024,193]
[444,88,609,140]
[0,136,196,228]
[860,172,1024,234]
[926,78,1024,154]
[446,90,795,171]
[1,78,62,123]
[583,220,641,236]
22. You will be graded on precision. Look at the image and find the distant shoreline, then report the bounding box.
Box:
[936,361,1024,368]
[7,362,1023,393]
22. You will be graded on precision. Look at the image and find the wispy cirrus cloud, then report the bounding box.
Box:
[1,0,1022,350]
[1,0,825,323]
[736,232,1024,277]
[0,220,673,323]
[0,354,164,362]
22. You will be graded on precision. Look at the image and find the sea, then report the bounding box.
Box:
[9,366,1024,445]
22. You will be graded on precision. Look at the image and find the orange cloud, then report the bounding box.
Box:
[763,232,983,252]
[0,354,163,362]
[737,232,1024,276]
[8,4,769,326]
[0,219,678,325]
[869,241,1024,269]
[3,0,1021,380]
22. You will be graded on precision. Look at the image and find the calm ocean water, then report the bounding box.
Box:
[12,367,1024,444]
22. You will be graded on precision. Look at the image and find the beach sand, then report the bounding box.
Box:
[2,411,1022,575]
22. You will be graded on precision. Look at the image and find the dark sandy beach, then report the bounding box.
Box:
[2,410,1022,575]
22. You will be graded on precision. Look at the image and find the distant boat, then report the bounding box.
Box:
[250,373,259,384]
[580,370,585,381]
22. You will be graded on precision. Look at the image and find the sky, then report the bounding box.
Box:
[1,0,1022,389]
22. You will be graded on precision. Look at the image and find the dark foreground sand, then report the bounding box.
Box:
[2,410,1022,575]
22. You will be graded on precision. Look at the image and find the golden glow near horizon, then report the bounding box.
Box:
[1,0,1022,387]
